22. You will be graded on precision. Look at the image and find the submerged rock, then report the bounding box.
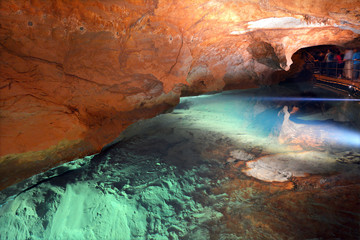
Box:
[1,0,359,189]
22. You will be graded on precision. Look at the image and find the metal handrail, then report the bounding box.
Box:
[314,60,360,81]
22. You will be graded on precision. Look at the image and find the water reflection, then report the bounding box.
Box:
[0,84,359,239]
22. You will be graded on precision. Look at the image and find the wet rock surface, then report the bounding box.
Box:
[1,0,359,189]
[1,85,359,239]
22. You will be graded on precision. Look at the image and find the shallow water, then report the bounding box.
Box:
[1,84,360,240]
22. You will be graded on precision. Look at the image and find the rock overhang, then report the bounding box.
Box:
[0,0,359,189]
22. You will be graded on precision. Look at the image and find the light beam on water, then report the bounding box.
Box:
[243,96,360,102]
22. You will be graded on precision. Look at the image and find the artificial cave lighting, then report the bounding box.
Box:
[1,84,360,239]
[1,0,360,239]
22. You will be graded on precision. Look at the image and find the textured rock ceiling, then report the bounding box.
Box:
[0,0,359,189]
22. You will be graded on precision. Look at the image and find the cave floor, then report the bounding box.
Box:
[1,84,360,240]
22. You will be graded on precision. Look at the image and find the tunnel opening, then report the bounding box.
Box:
[279,45,344,85]
[274,44,360,129]
[281,44,360,87]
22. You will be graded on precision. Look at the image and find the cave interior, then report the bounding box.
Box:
[0,1,360,239]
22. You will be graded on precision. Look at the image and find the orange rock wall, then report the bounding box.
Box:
[0,0,359,189]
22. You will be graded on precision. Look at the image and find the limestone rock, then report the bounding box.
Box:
[0,0,359,189]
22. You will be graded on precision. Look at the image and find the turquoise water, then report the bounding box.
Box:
[1,85,360,239]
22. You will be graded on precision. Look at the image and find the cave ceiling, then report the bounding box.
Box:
[0,0,359,189]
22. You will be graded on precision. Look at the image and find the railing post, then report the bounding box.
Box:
[336,62,338,78]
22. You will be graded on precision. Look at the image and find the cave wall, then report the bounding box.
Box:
[0,0,359,189]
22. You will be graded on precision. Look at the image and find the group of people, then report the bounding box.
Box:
[313,48,360,80]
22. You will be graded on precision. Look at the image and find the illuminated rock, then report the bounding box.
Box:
[243,151,336,182]
[0,0,359,189]
[278,105,360,149]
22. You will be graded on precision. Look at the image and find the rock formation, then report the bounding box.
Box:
[0,0,359,189]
